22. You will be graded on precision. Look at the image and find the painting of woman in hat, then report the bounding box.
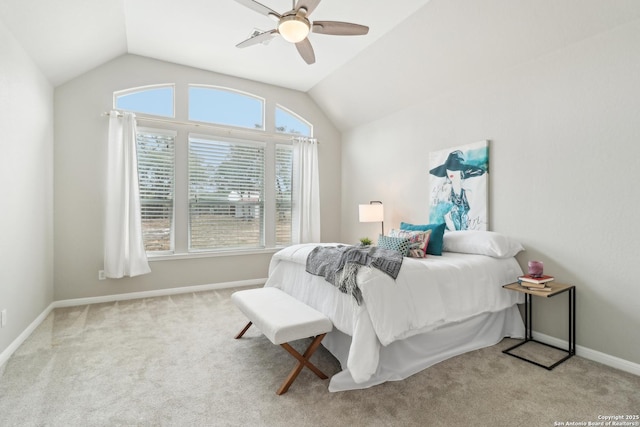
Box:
[429,141,489,231]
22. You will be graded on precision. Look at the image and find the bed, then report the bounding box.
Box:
[263,230,526,391]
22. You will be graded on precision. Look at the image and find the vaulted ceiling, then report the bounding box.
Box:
[2,0,639,130]
[0,0,430,90]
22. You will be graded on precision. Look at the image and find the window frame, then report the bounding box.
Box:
[113,84,309,260]
[187,134,268,252]
[275,104,313,136]
[136,127,177,255]
[188,84,266,131]
[113,84,176,118]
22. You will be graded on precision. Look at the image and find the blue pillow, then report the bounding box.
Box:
[377,234,410,257]
[400,222,446,255]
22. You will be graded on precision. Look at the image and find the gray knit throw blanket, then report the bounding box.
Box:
[305,245,403,305]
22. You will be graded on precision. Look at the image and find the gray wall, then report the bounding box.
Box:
[0,21,54,355]
[340,19,640,364]
[54,54,342,301]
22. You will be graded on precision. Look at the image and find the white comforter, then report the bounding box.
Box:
[264,243,524,383]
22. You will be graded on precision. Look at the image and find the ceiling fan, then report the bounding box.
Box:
[234,0,369,65]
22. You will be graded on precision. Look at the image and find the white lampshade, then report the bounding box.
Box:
[359,202,384,236]
[358,203,383,223]
[278,17,310,43]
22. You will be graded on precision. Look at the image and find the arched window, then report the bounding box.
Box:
[114,85,175,117]
[275,106,312,136]
[114,84,312,256]
[188,85,264,130]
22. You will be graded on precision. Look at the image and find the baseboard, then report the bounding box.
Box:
[53,278,266,308]
[533,331,640,376]
[0,302,56,368]
[0,279,265,368]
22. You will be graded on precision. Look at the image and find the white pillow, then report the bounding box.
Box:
[442,231,524,258]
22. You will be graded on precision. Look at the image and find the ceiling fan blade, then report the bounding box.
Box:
[296,0,321,16]
[234,0,281,20]
[312,21,369,36]
[295,38,316,64]
[236,29,278,48]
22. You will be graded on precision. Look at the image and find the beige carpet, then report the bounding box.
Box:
[1,287,638,427]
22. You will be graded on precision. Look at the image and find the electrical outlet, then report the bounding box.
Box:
[98,270,106,280]
[1,309,6,328]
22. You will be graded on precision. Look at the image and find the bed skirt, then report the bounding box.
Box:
[323,305,525,392]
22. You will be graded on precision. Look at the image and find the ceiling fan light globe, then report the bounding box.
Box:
[278,17,310,43]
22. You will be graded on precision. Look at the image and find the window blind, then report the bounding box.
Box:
[275,145,293,246]
[189,137,265,250]
[136,130,175,252]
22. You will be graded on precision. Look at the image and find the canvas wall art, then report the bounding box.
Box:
[428,140,489,231]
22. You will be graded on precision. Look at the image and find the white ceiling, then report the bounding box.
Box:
[2,0,640,131]
[310,0,640,129]
[0,0,430,90]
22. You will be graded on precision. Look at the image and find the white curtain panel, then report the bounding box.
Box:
[104,111,151,278]
[292,137,321,243]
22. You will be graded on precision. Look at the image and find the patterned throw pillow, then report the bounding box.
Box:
[377,234,411,257]
[400,222,446,255]
[389,229,432,258]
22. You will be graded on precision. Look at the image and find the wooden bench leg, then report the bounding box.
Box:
[277,333,327,395]
[234,321,252,339]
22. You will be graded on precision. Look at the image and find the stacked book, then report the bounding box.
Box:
[517,274,554,292]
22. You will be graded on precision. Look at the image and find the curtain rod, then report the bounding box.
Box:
[102,111,319,144]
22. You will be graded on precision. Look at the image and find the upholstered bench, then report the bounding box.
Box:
[231,287,333,395]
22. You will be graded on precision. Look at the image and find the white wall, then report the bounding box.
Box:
[54,54,341,301]
[0,21,54,355]
[341,20,640,364]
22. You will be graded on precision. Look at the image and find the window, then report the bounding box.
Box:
[189,86,264,130]
[189,137,265,250]
[115,85,174,117]
[276,106,312,136]
[115,84,310,256]
[136,129,175,253]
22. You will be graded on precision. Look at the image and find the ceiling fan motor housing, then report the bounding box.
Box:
[278,12,310,43]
